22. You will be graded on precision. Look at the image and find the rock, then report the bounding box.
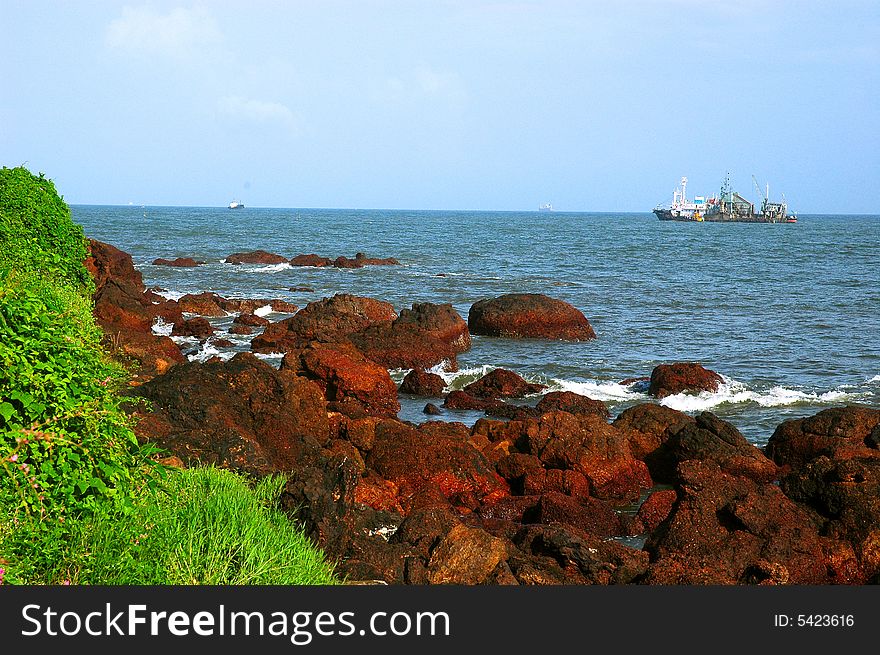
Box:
[290,286,316,292]
[108,330,185,378]
[518,411,652,501]
[171,316,215,338]
[426,524,509,584]
[531,492,623,537]
[348,322,459,372]
[423,403,442,415]
[333,253,400,268]
[177,292,227,317]
[534,391,610,419]
[394,303,471,353]
[522,468,591,498]
[211,338,234,348]
[217,298,296,315]
[780,456,880,582]
[228,324,253,335]
[252,294,396,353]
[391,506,462,558]
[463,368,546,399]
[468,293,596,340]
[643,460,848,584]
[613,403,695,466]
[399,369,446,396]
[648,362,723,399]
[766,406,880,470]
[634,489,677,533]
[289,254,331,267]
[662,412,779,483]
[85,239,144,291]
[233,312,270,327]
[152,257,203,267]
[282,341,400,418]
[224,250,287,265]
[367,420,510,506]
[128,352,330,476]
[443,390,504,412]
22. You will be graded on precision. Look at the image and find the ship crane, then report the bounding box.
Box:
[752,175,769,205]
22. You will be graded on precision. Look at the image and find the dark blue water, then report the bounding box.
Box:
[73,205,880,445]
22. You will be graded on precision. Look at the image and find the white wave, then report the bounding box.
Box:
[431,364,498,388]
[254,352,285,361]
[658,376,870,412]
[187,343,235,363]
[253,304,273,317]
[151,316,173,337]
[868,375,880,384]
[245,263,293,273]
[170,335,197,346]
[152,289,186,301]
[547,378,647,402]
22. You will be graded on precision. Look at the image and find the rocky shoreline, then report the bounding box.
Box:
[89,241,880,585]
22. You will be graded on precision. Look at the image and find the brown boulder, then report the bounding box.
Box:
[333,253,400,268]
[348,323,459,371]
[463,368,546,399]
[648,362,723,398]
[233,312,270,327]
[613,403,695,462]
[152,257,203,267]
[394,303,471,353]
[171,316,215,338]
[426,524,509,584]
[468,293,596,340]
[281,341,399,418]
[535,391,609,419]
[289,253,331,267]
[443,390,504,412]
[634,489,677,534]
[224,250,287,265]
[85,239,144,291]
[766,406,880,469]
[129,352,330,476]
[252,294,396,353]
[399,369,446,396]
[177,292,227,317]
[531,491,623,537]
[228,324,253,335]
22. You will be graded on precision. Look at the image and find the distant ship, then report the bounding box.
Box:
[228,199,245,209]
[538,202,553,212]
[653,175,796,223]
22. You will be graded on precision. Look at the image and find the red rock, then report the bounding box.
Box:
[634,489,677,533]
[426,524,509,584]
[177,292,227,317]
[394,303,471,353]
[111,330,185,378]
[443,390,504,411]
[532,491,623,537]
[211,338,234,348]
[333,253,400,268]
[171,316,215,338]
[281,341,400,417]
[233,312,270,327]
[613,403,695,462]
[85,239,144,291]
[399,369,446,396]
[535,391,609,419]
[648,362,723,398]
[766,406,880,469]
[424,403,442,415]
[354,475,402,513]
[468,293,596,340]
[348,322,459,371]
[252,294,396,353]
[129,352,330,476]
[476,495,540,522]
[152,257,203,267]
[224,250,287,265]
[463,368,546,399]
[522,468,591,498]
[228,324,253,335]
[289,253,331,267]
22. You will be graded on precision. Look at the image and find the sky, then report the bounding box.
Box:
[2,1,878,212]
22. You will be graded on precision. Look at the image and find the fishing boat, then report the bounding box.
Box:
[228,199,245,209]
[653,174,796,223]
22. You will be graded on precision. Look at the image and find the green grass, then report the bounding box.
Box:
[9,467,338,585]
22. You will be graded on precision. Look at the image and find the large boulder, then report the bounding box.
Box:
[333,253,400,268]
[766,406,880,470]
[394,303,471,353]
[85,239,144,291]
[613,403,695,462]
[289,253,331,267]
[535,391,610,420]
[177,292,227,317]
[252,294,396,353]
[281,341,400,418]
[463,368,546,399]
[426,524,510,584]
[224,250,287,265]
[348,322,460,372]
[531,491,623,537]
[468,293,596,340]
[648,362,723,398]
[129,352,330,476]
[171,316,215,338]
[399,369,446,396]
[152,257,203,267]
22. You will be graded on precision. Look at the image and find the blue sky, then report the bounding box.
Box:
[2,1,878,212]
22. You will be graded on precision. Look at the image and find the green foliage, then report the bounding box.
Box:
[0,166,94,294]
[2,467,338,585]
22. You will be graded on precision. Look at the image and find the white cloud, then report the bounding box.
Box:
[218,96,301,135]
[105,6,222,59]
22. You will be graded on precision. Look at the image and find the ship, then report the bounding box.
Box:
[538,202,553,212]
[228,199,245,209]
[653,174,796,223]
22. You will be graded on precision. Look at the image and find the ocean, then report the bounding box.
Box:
[73,205,880,446]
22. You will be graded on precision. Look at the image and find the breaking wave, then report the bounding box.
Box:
[253,304,274,317]
[151,316,173,337]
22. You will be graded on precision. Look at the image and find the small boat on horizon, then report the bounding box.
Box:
[538,202,553,212]
[228,199,245,209]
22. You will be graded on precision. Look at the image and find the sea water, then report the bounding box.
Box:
[73,205,880,445]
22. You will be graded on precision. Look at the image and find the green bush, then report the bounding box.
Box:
[0,166,94,294]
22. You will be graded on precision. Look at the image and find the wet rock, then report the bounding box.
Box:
[281,341,400,418]
[443,390,504,412]
[613,403,695,466]
[394,303,471,353]
[129,352,330,476]
[463,368,546,399]
[177,292,227,317]
[333,253,400,268]
[289,254,331,267]
[252,293,396,353]
[290,286,316,292]
[224,250,287,265]
[171,316,215,338]
[531,492,623,537]
[399,369,447,396]
[217,298,297,315]
[766,406,880,470]
[228,324,253,335]
[535,391,610,419]
[648,362,723,399]
[348,321,459,371]
[233,312,270,327]
[152,257,203,267]
[85,239,144,291]
[211,338,234,348]
[424,403,442,415]
[468,293,596,340]
[522,468,591,498]
[426,524,510,584]
[634,489,677,534]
